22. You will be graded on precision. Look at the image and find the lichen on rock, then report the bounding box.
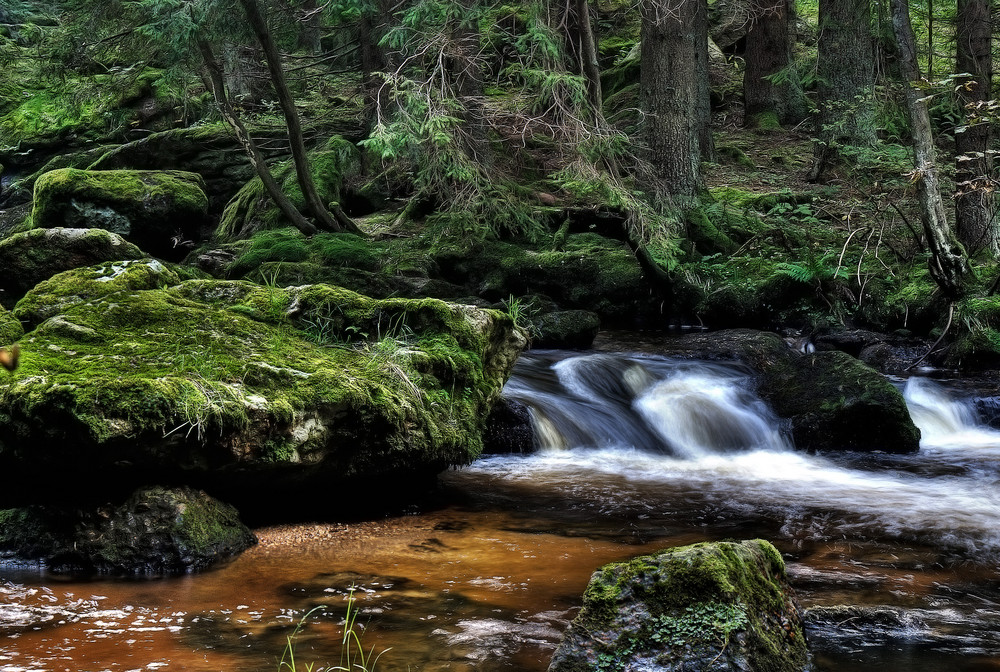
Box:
[548,539,809,672]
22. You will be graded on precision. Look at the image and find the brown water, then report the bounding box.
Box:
[2,354,1000,672]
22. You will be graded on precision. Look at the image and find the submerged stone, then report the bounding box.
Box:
[31,168,208,259]
[0,274,526,512]
[0,227,145,308]
[548,539,809,672]
[0,486,255,575]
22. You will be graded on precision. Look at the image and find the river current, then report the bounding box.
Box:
[1,350,999,671]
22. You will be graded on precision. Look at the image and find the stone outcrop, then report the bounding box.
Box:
[31,169,209,259]
[0,227,145,308]
[0,269,527,511]
[548,539,809,672]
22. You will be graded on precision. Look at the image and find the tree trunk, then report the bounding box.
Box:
[955,0,995,256]
[743,0,807,128]
[810,0,876,179]
[198,39,317,237]
[640,0,711,202]
[890,0,966,297]
[299,0,323,55]
[565,0,603,114]
[238,0,362,234]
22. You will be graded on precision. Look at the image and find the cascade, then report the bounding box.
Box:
[505,352,790,456]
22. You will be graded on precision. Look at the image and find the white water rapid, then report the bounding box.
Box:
[493,353,1000,559]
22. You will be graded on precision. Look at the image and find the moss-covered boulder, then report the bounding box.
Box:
[0,227,146,308]
[548,539,808,672]
[0,273,526,512]
[437,234,655,324]
[528,310,601,349]
[31,169,209,259]
[0,486,256,574]
[655,329,920,453]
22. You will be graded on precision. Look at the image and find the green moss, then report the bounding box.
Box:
[554,540,808,672]
[0,276,525,482]
[32,168,208,231]
[0,306,23,344]
[746,110,782,131]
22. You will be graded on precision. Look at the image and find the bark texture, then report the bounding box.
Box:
[743,0,807,127]
[640,0,711,200]
[891,0,966,297]
[955,0,995,255]
[810,0,876,178]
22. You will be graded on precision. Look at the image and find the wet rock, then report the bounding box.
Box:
[652,329,920,453]
[0,486,256,574]
[548,539,808,672]
[31,168,209,259]
[0,227,146,308]
[529,310,601,349]
[482,398,536,454]
[0,275,526,511]
[804,604,924,645]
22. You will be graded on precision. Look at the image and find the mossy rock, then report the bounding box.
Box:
[13,258,188,328]
[0,486,256,574]
[0,227,146,308]
[652,329,920,453]
[0,305,22,345]
[437,234,653,324]
[0,276,527,510]
[945,297,1000,369]
[216,137,360,241]
[528,310,601,349]
[31,168,209,259]
[548,539,808,672]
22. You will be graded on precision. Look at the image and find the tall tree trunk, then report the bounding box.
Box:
[743,0,807,128]
[955,0,995,256]
[810,0,876,179]
[238,0,361,234]
[198,40,317,237]
[891,0,967,297]
[299,0,323,55]
[640,0,711,202]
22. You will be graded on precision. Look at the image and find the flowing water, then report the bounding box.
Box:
[2,351,1000,671]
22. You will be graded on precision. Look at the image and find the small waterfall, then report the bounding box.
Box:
[903,378,984,445]
[504,353,790,456]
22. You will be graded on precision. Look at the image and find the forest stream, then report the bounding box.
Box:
[1,348,999,672]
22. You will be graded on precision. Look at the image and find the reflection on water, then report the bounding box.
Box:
[1,353,1000,671]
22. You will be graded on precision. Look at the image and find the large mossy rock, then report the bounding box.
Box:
[31,169,209,259]
[0,272,526,512]
[657,329,920,453]
[0,227,146,308]
[437,234,655,324]
[0,486,256,574]
[0,306,22,345]
[548,539,808,672]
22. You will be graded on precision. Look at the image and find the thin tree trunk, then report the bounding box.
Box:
[891,0,967,297]
[955,0,995,255]
[198,39,317,237]
[566,0,603,113]
[238,0,362,234]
